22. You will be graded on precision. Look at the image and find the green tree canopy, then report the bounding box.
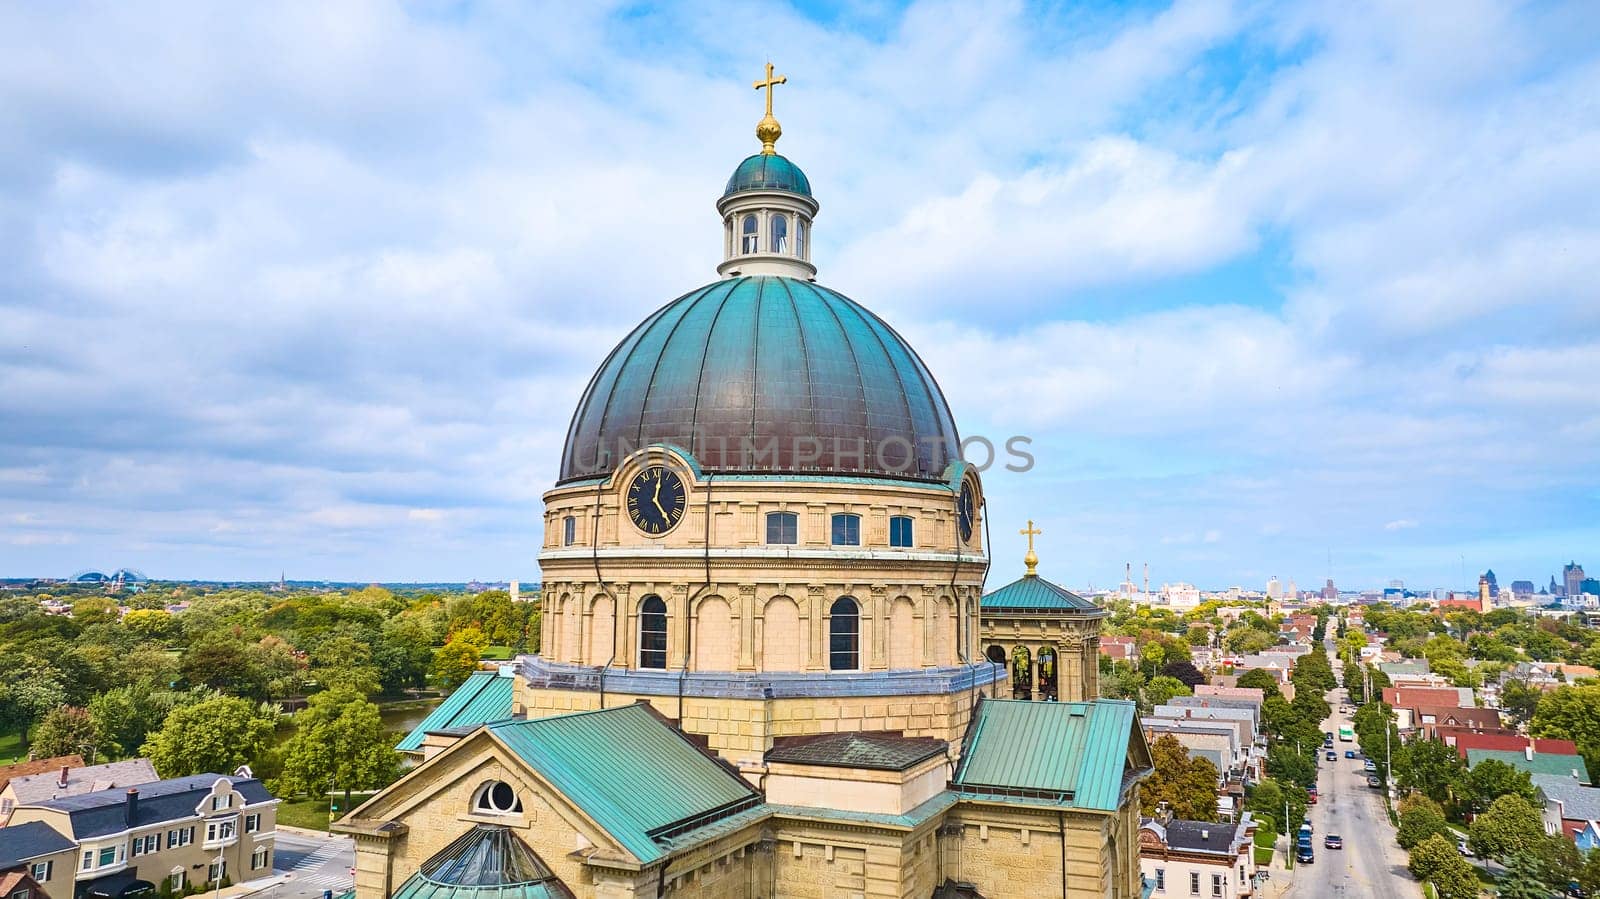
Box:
[31,706,101,760]
[432,627,489,689]
[275,688,401,806]
[141,695,278,778]
[1395,738,1466,807]
[1408,834,1479,899]
[1396,801,1452,850]
[1139,734,1220,822]
[1234,668,1281,698]
[1461,758,1537,813]
[1468,794,1546,862]
[1145,675,1192,708]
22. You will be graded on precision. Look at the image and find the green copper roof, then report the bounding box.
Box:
[1467,749,1592,783]
[561,276,961,482]
[390,824,573,899]
[488,704,760,864]
[952,698,1138,811]
[723,153,811,198]
[396,671,514,752]
[982,575,1102,613]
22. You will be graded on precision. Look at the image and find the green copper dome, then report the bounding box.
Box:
[723,153,812,198]
[561,276,961,483]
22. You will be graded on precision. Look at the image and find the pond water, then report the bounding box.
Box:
[379,698,443,735]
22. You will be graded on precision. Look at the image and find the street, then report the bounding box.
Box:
[271,830,355,899]
[1266,652,1420,899]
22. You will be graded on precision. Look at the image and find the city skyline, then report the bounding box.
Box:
[3,2,1598,585]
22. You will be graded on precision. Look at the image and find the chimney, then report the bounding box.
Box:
[57,766,69,789]
[1201,828,1210,841]
[125,789,139,828]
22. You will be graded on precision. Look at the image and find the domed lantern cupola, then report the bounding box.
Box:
[717,63,819,280]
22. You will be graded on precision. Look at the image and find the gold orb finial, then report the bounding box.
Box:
[1020,520,1042,577]
[753,62,787,155]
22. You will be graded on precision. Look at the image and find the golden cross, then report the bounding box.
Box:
[753,62,786,117]
[1020,520,1041,577]
[1020,520,1041,552]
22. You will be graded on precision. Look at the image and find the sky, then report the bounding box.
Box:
[2,1,1599,590]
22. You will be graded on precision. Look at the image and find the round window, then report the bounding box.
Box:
[475,780,522,814]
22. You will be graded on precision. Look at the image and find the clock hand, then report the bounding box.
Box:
[653,478,665,516]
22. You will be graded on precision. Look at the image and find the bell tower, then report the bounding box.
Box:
[716,63,819,280]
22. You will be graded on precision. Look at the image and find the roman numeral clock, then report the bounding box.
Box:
[625,466,686,535]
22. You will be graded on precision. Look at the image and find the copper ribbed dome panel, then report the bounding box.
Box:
[560,276,960,482]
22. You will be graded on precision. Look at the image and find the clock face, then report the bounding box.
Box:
[958,482,976,542]
[626,466,686,536]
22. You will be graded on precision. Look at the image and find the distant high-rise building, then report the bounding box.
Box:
[1510,580,1535,598]
[1549,575,1560,596]
[1478,574,1492,607]
[1287,579,1298,600]
[1582,578,1600,598]
[1266,576,1282,599]
[1483,569,1499,597]
[1564,562,1585,598]
[1322,578,1337,600]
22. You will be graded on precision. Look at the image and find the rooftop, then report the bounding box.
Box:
[952,698,1144,811]
[35,774,274,839]
[0,821,74,868]
[1532,774,1600,821]
[766,732,947,772]
[8,758,159,806]
[0,755,85,795]
[396,670,515,752]
[982,574,1102,614]
[1467,749,1592,784]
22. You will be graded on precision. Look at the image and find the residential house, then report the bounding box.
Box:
[0,762,159,827]
[1139,813,1258,899]
[1465,748,1592,785]
[0,759,86,826]
[1411,706,1501,740]
[1101,637,1139,665]
[1447,734,1578,759]
[1192,686,1266,705]
[1532,774,1600,847]
[1142,721,1239,779]
[0,822,75,899]
[4,774,278,899]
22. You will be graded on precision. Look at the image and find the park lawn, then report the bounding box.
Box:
[275,798,333,831]
[0,729,24,764]
[1253,846,1274,866]
[480,645,514,660]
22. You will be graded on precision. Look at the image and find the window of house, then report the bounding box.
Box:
[1154,869,1164,891]
[889,515,914,547]
[244,813,260,833]
[12,888,28,899]
[1211,873,1223,896]
[185,827,195,846]
[1238,865,1245,885]
[80,852,92,873]
[639,596,667,669]
[741,215,759,253]
[207,819,236,843]
[1190,872,1200,895]
[208,861,226,884]
[796,219,807,259]
[251,847,269,871]
[765,511,798,545]
[829,597,860,671]
[1,799,12,814]
[830,513,860,546]
[30,862,50,883]
[771,214,788,254]
[562,515,576,546]
[474,780,523,815]
[97,846,117,868]
[212,794,231,811]
[170,872,185,892]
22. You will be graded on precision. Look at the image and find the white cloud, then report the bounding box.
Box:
[1385,520,1419,532]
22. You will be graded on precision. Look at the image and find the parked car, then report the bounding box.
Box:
[1307,788,1318,805]
[1297,845,1315,864]
[1326,751,1337,761]
[1324,835,1343,849]
[1367,775,1382,789]
[1345,750,1357,759]
[1457,840,1474,858]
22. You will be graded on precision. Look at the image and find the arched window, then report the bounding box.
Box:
[562,516,576,546]
[796,219,807,259]
[639,595,667,669]
[766,511,798,545]
[771,214,788,254]
[741,215,759,254]
[474,780,523,815]
[1010,645,1033,700]
[985,645,1006,664]
[1038,647,1058,701]
[829,597,859,671]
[889,515,914,547]
[830,513,860,546]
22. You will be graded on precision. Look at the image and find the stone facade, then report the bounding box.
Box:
[978,609,1104,702]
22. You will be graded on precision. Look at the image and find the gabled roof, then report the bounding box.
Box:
[0,821,74,868]
[952,698,1142,811]
[0,756,85,795]
[8,759,159,805]
[35,774,274,839]
[487,703,760,864]
[1467,749,1592,784]
[982,575,1101,613]
[766,732,947,772]
[397,671,515,752]
[1532,774,1600,821]
[1450,734,1579,758]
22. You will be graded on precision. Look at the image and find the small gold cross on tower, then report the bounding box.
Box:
[752,61,787,154]
[1020,520,1041,577]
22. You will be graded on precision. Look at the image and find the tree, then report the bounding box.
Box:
[1408,834,1479,899]
[1243,777,1306,837]
[1530,683,1600,780]
[1396,801,1452,850]
[1235,668,1281,698]
[31,706,101,760]
[1468,794,1545,861]
[1139,734,1219,821]
[1496,852,1552,899]
[1145,675,1192,708]
[71,597,120,627]
[310,634,380,695]
[432,627,489,688]
[181,636,270,700]
[1394,738,1465,806]
[1461,758,1537,813]
[121,608,175,641]
[1159,660,1207,689]
[141,695,278,778]
[1225,628,1274,655]
[275,689,401,807]
[0,654,69,743]
[1290,652,1337,693]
